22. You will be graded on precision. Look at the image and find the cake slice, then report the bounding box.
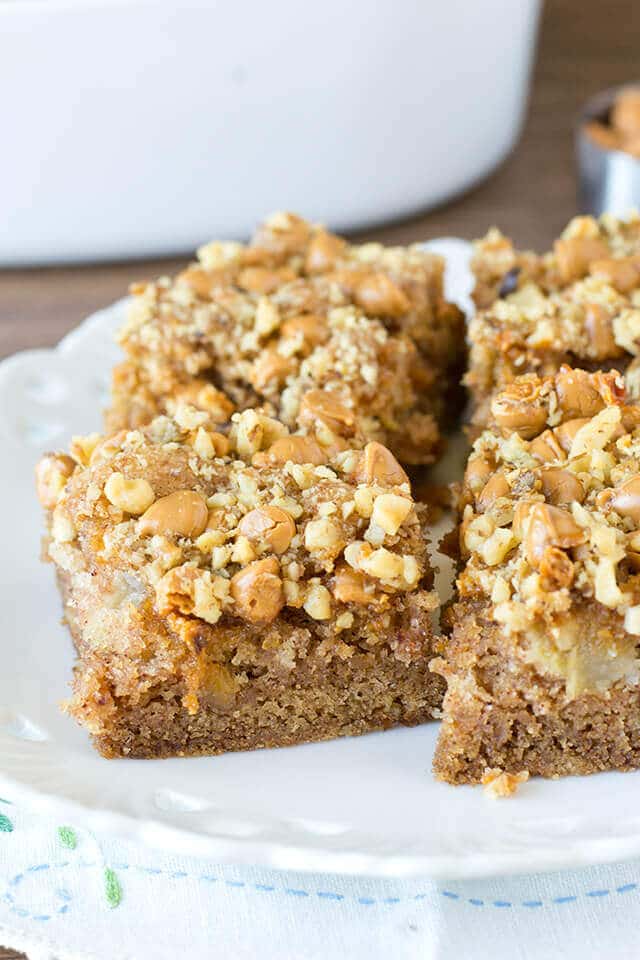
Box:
[433,366,640,782]
[467,213,640,430]
[36,403,443,758]
[108,211,464,466]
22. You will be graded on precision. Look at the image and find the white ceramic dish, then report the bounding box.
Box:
[4,239,640,881]
[0,0,541,264]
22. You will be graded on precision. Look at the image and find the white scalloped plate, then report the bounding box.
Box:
[4,239,640,880]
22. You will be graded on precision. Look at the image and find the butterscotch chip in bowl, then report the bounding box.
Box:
[36,407,442,759]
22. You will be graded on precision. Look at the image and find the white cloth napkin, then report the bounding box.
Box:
[1,796,639,960]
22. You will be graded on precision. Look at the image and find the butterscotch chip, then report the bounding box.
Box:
[40,404,441,760]
[230,557,284,623]
[515,501,585,567]
[280,314,328,350]
[238,506,296,555]
[351,272,411,318]
[555,369,605,419]
[237,265,297,293]
[491,380,547,439]
[304,230,347,273]
[332,564,379,605]
[584,302,619,357]
[464,456,493,490]
[477,473,510,512]
[298,390,356,436]
[356,441,408,487]
[554,418,591,452]
[252,435,327,467]
[589,257,640,294]
[555,236,610,284]
[138,490,209,539]
[250,351,296,391]
[529,429,565,463]
[539,468,584,506]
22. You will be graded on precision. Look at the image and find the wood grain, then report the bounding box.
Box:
[1,0,636,955]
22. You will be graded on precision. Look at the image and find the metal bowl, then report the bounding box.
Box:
[578,85,640,217]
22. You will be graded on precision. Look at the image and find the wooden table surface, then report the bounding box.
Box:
[1,0,637,956]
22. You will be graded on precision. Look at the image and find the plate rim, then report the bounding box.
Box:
[6,238,639,881]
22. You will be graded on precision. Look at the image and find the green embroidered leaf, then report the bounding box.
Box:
[58,826,77,849]
[0,813,13,832]
[0,797,10,804]
[105,868,122,908]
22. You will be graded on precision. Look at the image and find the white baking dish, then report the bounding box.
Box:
[0,0,541,264]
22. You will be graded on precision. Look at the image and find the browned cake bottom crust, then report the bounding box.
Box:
[433,600,640,784]
[81,662,441,759]
[58,570,443,759]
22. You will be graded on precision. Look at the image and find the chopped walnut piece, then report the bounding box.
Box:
[554,236,610,284]
[156,565,223,624]
[481,768,529,798]
[304,517,345,561]
[35,453,76,509]
[610,475,640,524]
[371,493,413,535]
[104,473,155,515]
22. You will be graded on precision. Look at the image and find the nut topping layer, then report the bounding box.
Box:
[468,213,640,430]
[459,367,640,696]
[37,406,436,634]
[108,211,464,466]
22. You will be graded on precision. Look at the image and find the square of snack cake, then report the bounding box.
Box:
[37,405,443,758]
[467,213,640,430]
[434,366,640,783]
[108,211,464,466]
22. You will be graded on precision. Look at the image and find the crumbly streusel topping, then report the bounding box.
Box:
[37,405,437,636]
[109,212,463,464]
[459,367,640,694]
[467,214,640,418]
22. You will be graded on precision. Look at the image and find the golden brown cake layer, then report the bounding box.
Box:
[108,212,465,466]
[37,405,442,758]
